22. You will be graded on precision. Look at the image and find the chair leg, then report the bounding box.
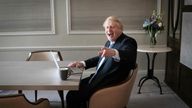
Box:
[35,90,38,102]
[86,101,89,108]
[58,90,64,108]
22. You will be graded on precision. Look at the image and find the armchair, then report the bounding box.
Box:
[88,64,138,108]
[0,94,51,108]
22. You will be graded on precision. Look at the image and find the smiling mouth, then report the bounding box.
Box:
[107,33,113,37]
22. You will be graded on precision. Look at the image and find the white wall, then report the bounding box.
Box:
[0,0,168,71]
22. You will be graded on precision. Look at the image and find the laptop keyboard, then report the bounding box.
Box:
[69,67,83,74]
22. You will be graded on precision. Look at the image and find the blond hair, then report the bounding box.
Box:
[103,16,123,30]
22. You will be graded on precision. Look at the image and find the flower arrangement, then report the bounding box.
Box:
[143,10,164,45]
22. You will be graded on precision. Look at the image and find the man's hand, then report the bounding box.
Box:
[67,61,84,68]
[98,47,116,57]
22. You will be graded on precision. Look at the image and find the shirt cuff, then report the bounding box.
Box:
[112,49,120,62]
[80,61,86,67]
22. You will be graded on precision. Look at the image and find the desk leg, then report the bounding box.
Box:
[138,53,162,94]
[58,90,65,108]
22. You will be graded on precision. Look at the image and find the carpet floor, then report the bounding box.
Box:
[0,70,189,108]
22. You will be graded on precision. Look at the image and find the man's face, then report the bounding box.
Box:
[104,21,122,42]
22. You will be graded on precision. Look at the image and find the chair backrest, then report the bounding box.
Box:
[26,50,63,61]
[88,65,138,108]
[0,94,51,108]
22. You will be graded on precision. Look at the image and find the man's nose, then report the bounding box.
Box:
[107,28,112,32]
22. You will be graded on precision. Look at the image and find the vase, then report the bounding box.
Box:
[148,32,158,47]
[150,36,156,47]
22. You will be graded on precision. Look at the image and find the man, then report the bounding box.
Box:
[66,16,137,108]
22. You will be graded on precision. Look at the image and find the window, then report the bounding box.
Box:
[180,12,192,69]
[66,0,161,35]
[185,0,192,5]
[0,0,55,35]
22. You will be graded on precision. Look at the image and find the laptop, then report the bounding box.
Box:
[52,56,83,74]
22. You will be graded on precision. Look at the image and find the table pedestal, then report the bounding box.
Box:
[138,53,162,94]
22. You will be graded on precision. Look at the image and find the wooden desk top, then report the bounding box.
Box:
[0,61,82,90]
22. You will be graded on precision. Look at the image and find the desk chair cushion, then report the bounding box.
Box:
[88,66,138,108]
[0,94,51,108]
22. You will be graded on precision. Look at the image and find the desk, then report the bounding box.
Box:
[137,45,172,94]
[0,61,82,108]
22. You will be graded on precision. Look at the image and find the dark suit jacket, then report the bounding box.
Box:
[84,33,137,91]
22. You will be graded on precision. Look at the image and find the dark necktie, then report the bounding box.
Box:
[96,42,114,70]
[89,42,114,83]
